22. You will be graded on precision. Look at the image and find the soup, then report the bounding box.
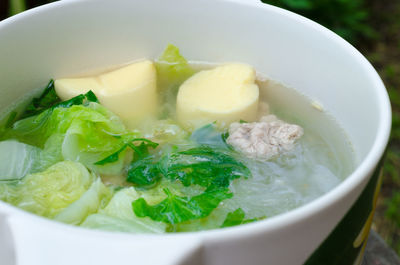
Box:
[0,45,354,233]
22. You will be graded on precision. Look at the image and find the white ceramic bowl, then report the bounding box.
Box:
[0,0,391,265]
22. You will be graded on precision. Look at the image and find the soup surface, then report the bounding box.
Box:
[0,45,354,233]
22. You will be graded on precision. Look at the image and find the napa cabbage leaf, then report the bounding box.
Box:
[156,44,195,117]
[0,181,19,203]
[82,187,166,233]
[156,44,194,91]
[82,214,164,234]
[8,100,123,148]
[138,119,189,144]
[82,214,142,233]
[1,161,94,218]
[55,178,112,225]
[0,138,68,181]
[2,99,131,175]
[0,140,42,180]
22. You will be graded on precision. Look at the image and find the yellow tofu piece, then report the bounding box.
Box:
[55,60,157,129]
[176,63,259,129]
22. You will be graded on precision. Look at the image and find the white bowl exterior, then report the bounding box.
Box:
[0,0,391,265]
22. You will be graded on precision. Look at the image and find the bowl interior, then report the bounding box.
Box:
[0,0,388,166]
[0,0,391,242]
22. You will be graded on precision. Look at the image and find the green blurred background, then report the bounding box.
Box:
[1,0,400,255]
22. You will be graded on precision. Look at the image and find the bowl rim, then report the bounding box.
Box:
[0,0,392,242]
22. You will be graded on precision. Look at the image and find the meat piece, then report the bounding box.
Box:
[226,115,304,160]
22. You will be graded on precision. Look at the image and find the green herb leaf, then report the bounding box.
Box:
[84,90,100,103]
[94,144,128,165]
[52,90,99,109]
[4,111,18,128]
[95,138,158,166]
[127,157,161,187]
[221,208,263,228]
[93,137,159,187]
[132,188,233,224]
[126,139,160,187]
[20,80,60,119]
[16,84,99,130]
[160,146,250,190]
[128,138,159,160]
